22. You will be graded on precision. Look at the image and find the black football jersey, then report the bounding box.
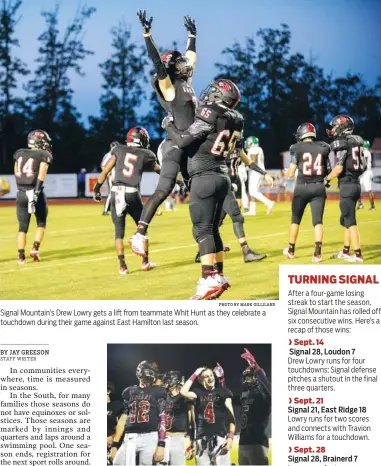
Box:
[239,372,271,447]
[187,104,244,178]
[290,141,331,184]
[193,386,233,438]
[122,385,167,434]
[331,135,364,184]
[152,76,197,131]
[112,145,156,188]
[107,400,124,436]
[13,148,53,189]
[226,149,241,181]
[164,393,189,433]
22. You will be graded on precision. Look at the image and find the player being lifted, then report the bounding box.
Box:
[283,123,331,262]
[111,361,167,465]
[357,139,375,211]
[130,10,197,259]
[244,136,275,215]
[93,127,160,274]
[181,367,235,465]
[162,370,196,465]
[13,130,53,264]
[239,348,271,465]
[327,115,366,262]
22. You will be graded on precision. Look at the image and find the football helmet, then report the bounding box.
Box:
[326,114,354,138]
[294,122,316,142]
[161,50,193,80]
[110,141,120,150]
[136,360,159,383]
[126,126,150,148]
[199,79,241,109]
[162,370,182,389]
[27,129,52,151]
[363,140,370,150]
[242,367,258,389]
[244,136,259,151]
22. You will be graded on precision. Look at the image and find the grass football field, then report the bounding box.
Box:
[0,200,380,300]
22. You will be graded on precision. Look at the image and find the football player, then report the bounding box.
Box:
[129,10,197,258]
[239,348,271,466]
[180,367,235,465]
[357,140,375,211]
[244,136,275,215]
[107,381,123,462]
[93,127,160,274]
[111,361,167,465]
[327,115,365,262]
[164,79,273,299]
[101,141,120,216]
[283,123,331,262]
[13,129,53,264]
[162,370,196,465]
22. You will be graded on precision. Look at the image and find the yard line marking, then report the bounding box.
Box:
[1,220,379,275]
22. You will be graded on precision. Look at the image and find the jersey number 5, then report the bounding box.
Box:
[211,130,241,157]
[123,153,138,178]
[302,153,322,176]
[15,157,34,178]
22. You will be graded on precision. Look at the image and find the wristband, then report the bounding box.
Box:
[111,440,120,449]
[158,440,166,448]
[189,373,198,382]
[94,182,102,193]
[187,35,196,53]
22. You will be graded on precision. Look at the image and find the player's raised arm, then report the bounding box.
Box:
[93,155,116,202]
[137,9,175,101]
[184,16,197,70]
[180,367,205,400]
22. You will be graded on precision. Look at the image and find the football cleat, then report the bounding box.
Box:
[129,232,148,257]
[102,211,110,216]
[283,248,295,259]
[18,258,26,265]
[30,249,40,262]
[190,276,224,300]
[119,265,128,275]
[267,201,276,214]
[369,206,376,211]
[243,249,267,262]
[312,254,323,263]
[141,261,156,272]
[345,255,364,263]
[331,251,350,260]
[356,203,364,210]
[215,273,230,294]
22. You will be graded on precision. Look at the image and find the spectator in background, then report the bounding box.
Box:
[78,168,86,198]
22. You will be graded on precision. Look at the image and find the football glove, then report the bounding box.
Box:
[161,113,174,129]
[241,347,257,368]
[184,16,197,35]
[213,362,224,379]
[137,9,153,35]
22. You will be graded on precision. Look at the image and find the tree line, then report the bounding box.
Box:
[0,2,380,173]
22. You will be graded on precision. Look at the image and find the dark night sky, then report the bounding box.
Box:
[107,343,271,398]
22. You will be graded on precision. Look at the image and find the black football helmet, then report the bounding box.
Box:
[136,360,159,383]
[27,129,52,151]
[294,122,317,142]
[110,141,120,150]
[326,114,354,138]
[199,79,241,109]
[161,50,193,80]
[126,126,150,148]
[242,367,258,389]
[162,370,182,389]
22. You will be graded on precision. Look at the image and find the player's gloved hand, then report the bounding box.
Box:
[264,173,274,187]
[161,113,174,129]
[241,347,258,368]
[93,190,102,202]
[137,9,153,35]
[184,15,197,35]
[213,362,224,379]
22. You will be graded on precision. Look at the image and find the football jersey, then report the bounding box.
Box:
[239,372,271,447]
[331,135,365,184]
[13,149,53,189]
[164,393,190,433]
[152,75,197,131]
[112,145,156,188]
[122,385,167,434]
[107,400,124,436]
[192,386,233,438]
[290,141,331,184]
[363,149,372,171]
[248,146,265,171]
[226,149,241,180]
[187,103,244,178]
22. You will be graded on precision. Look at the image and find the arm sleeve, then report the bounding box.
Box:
[144,36,167,80]
[255,369,271,397]
[166,119,213,149]
[157,393,167,442]
[187,35,196,53]
[248,162,266,176]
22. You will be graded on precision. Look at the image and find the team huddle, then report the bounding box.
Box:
[9,11,374,299]
[107,348,271,465]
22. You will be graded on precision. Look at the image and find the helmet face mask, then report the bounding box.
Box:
[200,79,241,109]
[326,115,354,138]
[126,127,150,149]
[162,370,182,391]
[295,122,317,142]
[161,51,193,80]
[28,129,52,151]
[242,368,258,389]
[136,360,159,385]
